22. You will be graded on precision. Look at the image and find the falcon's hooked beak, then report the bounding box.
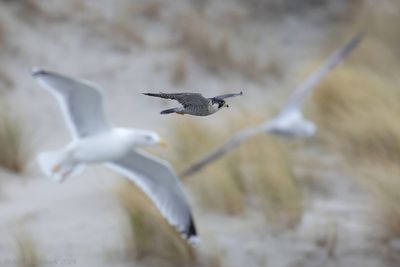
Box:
[217,100,229,109]
[159,138,168,148]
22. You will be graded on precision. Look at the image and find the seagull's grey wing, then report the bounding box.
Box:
[144,92,209,107]
[31,68,110,138]
[107,150,198,243]
[213,91,243,100]
[280,31,364,115]
[181,126,263,178]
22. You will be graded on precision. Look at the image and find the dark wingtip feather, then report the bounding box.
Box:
[340,30,365,58]
[187,218,197,237]
[30,67,45,77]
[185,218,199,245]
[239,91,243,96]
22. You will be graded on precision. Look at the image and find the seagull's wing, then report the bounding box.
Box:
[279,31,364,115]
[181,126,263,178]
[143,92,209,107]
[182,32,364,178]
[213,91,243,100]
[31,68,110,139]
[107,150,198,243]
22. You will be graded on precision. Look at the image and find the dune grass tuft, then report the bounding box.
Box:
[14,230,40,267]
[239,135,303,227]
[116,181,196,267]
[0,17,5,48]
[312,63,400,239]
[116,181,230,267]
[169,119,246,216]
[175,10,283,81]
[314,68,400,152]
[169,115,303,227]
[313,66,400,162]
[0,101,31,173]
[177,12,232,75]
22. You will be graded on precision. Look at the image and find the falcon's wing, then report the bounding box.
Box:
[213,91,243,100]
[144,92,209,107]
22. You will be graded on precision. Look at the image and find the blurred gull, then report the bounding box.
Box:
[181,32,364,177]
[31,69,198,243]
[143,91,243,116]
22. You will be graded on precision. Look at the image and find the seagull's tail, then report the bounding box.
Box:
[37,150,84,183]
[160,107,181,115]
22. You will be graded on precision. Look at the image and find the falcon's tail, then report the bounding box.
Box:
[37,150,84,183]
[160,107,182,115]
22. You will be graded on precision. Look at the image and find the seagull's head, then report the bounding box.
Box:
[130,130,167,148]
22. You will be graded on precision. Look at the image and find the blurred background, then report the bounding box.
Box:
[0,0,399,266]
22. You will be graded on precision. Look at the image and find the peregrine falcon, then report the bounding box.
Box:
[143,92,243,116]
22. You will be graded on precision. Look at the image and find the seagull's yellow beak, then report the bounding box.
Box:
[159,139,168,148]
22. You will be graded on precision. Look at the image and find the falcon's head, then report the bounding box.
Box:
[211,98,229,109]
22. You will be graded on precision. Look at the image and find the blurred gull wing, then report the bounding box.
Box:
[181,32,364,177]
[278,31,364,116]
[181,126,263,178]
[213,91,243,100]
[107,150,198,243]
[143,92,209,107]
[31,68,110,139]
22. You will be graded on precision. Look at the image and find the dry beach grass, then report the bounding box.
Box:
[116,181,196,266]
[169,116,303,228]
[116,181,229,267]
[14,229,40,267]
[0,100,31,173]
[313,41,400,240]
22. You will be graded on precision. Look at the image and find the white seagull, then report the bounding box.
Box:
[181,32,364,177]
[31,69,198,243]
